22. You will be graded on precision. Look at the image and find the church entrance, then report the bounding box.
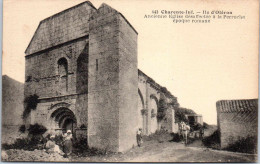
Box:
[51,107,77,135]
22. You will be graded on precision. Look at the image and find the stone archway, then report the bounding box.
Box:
[50,107,77,134]
[150,94,159,133]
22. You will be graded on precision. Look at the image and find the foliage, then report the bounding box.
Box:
[53,134,64,148]
[202,130,220,149]
[2,137,45,151]
[28,123,47,136]
[170,133,182,142]
[73,137,111,157]
[142,129,171,143]
[23,94,39,119]
[203,122,210,129]
[160,87,175,99]
[19,125,26,133]
[73,137,89,154]
[157,98,168,120]
[174,107,196,123]
[224,136,257,154]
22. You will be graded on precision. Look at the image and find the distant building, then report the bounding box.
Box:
[185,113,203,126]
[216,99,258,149]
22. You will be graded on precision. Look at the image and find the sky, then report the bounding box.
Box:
[2,0,259,125]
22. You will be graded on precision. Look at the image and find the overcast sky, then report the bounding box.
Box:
[3,0,259,125]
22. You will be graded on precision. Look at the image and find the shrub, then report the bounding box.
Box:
[19,125,26,133]
[202,130,220,149]
[170,133,182,142]
[73,137,89,154]
[28,123,47,136]
[23,94,39,119]
[2,137,44,151]
[157,98,168,120]
[224,136,257,154]
[53,134,64,147]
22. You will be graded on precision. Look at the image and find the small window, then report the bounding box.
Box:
[57,57,68,91]
[58,58,68,77]
[96,59,98,71]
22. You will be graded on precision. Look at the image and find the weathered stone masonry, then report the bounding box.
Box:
[216,99,258,149]
[25,1,177,152]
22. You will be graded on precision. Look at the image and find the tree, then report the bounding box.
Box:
[157,98,168,120]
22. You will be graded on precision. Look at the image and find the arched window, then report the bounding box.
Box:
[58,58,68,77]
[57,58,68,92]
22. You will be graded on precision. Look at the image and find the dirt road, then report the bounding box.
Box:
[4,138,257,162]
[122,141,257,162]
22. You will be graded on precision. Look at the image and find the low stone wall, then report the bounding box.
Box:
[216,99,258,149]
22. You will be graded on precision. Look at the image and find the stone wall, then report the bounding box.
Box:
[88,3,138,152]
[137,70,177,135]
[216,99,258,149]
[24,2,95,136]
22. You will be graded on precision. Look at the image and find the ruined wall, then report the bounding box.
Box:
[216,99,258,149]
[138,70,176,135]
[88,4,138,152]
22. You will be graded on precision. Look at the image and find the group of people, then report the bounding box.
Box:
[45,130,73,158]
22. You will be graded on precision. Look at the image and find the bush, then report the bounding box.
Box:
[53,134,64,147]
[73,137,111,157]
[202,130,220,149]
[170,133,182,142]
[28,124,47,136]
[73,137,89,154]
[19,125,26,133]
[23,94,39,119]
[157,99,168,120]
[224,136,257,154]
[2,137,45,151]
[143,130,171,143]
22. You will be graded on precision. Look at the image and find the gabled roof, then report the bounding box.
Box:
[25,1,138,56]
[25,1,97,55]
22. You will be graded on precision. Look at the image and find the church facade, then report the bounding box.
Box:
[24,1,177,152]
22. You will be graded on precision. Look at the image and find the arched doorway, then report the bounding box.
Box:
[51,108,77,134]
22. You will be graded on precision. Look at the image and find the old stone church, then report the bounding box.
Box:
[24,1,178,152]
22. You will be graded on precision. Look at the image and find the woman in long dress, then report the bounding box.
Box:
[63,130,73,157]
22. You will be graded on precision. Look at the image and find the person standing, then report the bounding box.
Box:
[63,130,73,157]
[136,128,143,147]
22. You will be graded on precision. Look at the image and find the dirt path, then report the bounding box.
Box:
[122,141,257,162]
[4,138,257,162]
